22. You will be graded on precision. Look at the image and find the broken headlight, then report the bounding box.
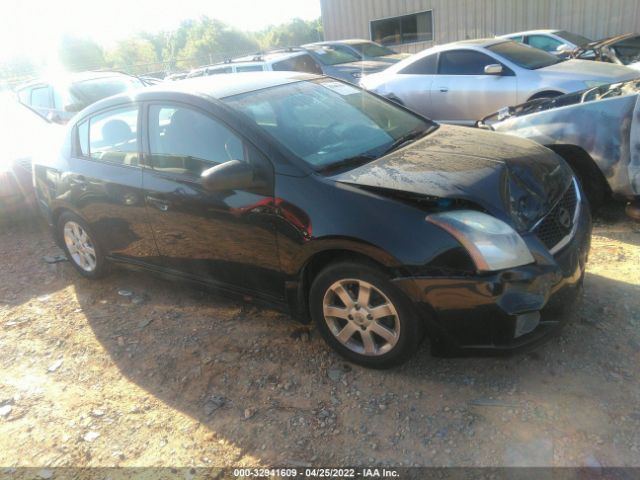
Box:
[426,210,534,272]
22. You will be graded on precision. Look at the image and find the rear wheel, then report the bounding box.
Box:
[309,261,423,368]
[57,212,109,279]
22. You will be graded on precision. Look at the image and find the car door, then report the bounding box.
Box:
[141,102,282,298]
[391,53,437,117]
[429,49,517,124]
[69,104,159,261]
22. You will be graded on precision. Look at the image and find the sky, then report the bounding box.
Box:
[0,0,321,62]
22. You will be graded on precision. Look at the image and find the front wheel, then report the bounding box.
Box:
[58,212,109,279]
[309,261,423,368]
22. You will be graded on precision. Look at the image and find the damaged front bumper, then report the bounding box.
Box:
[393,196,592,356]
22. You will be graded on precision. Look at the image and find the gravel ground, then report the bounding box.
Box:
[0,202,639,468]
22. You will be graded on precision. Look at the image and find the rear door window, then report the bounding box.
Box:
[526,35,563,52]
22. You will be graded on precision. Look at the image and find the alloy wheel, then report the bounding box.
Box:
[322,278,400,356]
[63,221,97,272]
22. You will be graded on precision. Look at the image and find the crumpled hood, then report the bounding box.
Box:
[331,125,573,231]
[541,58,639,81]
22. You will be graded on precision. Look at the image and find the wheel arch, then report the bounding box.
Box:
[527,89,565,102]
[546,144,611,198]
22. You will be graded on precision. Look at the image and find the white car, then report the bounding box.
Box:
[498,29,593,56]
[360,38,639,124]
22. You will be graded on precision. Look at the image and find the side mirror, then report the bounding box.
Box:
[64,103,83,113]
[556,44,573,54]
[200,160,259,192]
[484,64,503,75]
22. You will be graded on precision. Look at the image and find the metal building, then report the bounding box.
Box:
[320,0,640,53]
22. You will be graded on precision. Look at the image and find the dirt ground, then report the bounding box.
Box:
[1,201,639,469]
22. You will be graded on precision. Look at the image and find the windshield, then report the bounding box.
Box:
[224,79,435,171]
[555,30,592,47]
[306,46,361,65]
[70,76,144,106]
[487,40,562,69]
[351,42,397,57]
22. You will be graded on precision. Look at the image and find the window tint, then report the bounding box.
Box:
[149,105,244,176]
[399,54,437,74]
[527,35,563,52]
[272,55,322,74]
[508,35,524,43]
[438,50,497,75]
[371,11,433,46]
[208,66,233,75]
[31,87,51,108]
[88,106,139,165]
[487,41,561,69]
[236,65,264,72]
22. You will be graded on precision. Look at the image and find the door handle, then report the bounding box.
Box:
[146,196,170,212]
[438,87,449,93]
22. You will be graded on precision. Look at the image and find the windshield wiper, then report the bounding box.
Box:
[382,127,434,156]
[318,154,377,174]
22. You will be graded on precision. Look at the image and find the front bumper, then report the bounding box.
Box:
[393,195,592,356]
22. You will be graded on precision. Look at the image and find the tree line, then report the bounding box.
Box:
[0,16,323,85]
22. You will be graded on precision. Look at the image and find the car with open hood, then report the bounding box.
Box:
[33,72,591,368]
[360,38,639,125]
[479,79,640,210]
[571,34,640,71]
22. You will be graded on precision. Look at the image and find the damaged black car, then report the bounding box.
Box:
[34,72,591,368]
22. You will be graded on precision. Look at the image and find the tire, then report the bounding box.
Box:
[57,211,109,279]
[309,261,423,368]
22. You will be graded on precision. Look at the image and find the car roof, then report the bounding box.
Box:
[303,39,372,47]
[77,71,321,118]
[500,29,559,37]
[17,71,135,90]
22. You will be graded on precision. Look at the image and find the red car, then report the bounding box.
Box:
[0,94,62,220]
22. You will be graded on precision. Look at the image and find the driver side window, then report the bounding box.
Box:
[148,105,244,176]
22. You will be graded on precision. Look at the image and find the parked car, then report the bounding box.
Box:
[360,38,640,124]
[299,45,391,83]
[499,29,593,56]
[16,71,146,124]
[187,50,324,78]
[34,72,591,367]
[0,94,62,219]
[571,34,640,71]
[302,39,410,64]
[478,79,640,210]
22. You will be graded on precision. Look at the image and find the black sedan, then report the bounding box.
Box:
[33,72,591,368]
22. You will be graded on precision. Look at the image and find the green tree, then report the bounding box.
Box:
[177,16,259,68]
[106,38,158,74]
[256,17,323,50]
[58,36,106,71]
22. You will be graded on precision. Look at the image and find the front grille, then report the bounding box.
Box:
[533,180,579,252]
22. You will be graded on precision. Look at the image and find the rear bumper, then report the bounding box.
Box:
[393,197,592,356]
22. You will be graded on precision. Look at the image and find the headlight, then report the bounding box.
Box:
[584,80,607,88]
[426,210,534,272]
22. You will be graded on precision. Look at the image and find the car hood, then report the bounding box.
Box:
[338,60,390,72]
[373,53,412,64]
[331,125,573,232]
[540,58,639,81]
